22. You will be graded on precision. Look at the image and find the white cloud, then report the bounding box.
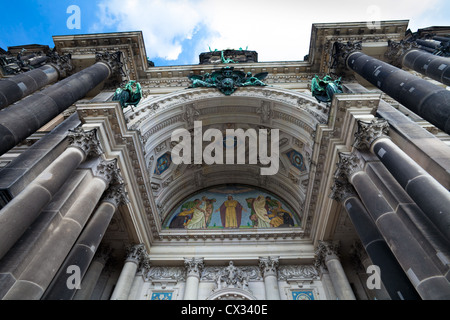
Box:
[92,0,448,64]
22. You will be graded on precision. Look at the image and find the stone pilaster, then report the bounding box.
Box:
[315,241,356,300]
[183,257,204,300]
[259,256,281,300]
[110,244,146,300]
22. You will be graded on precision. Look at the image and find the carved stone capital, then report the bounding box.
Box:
[67,126,103,158]
[102,182,129,207]
[314,241,340,269]
[137,255,151,275]
[329,178,357,202]
[125,243,146,264]
[46,50,73,78]
[384,40,418,67]
[331,41,362,69]
[95,51,124,77]
[92,158,119,186]
[353,118,390,150]
[334,152,363,181]
[259,256,279,278]
[184,257,204,278]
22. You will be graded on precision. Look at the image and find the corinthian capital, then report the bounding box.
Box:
[259,256,279,277]
[125,243,146,264]
[92,158,120,186]
[353,118,390,150]
[95,51,124,76]
[102,182,129,207]
[331,41,362,69]
[384,40,418,67]
[184,257,204,278]
[329,178,357,203]
[334,152,364,181]
[67,126,103,159]
[314,241,340,269]
[47,50,73,78]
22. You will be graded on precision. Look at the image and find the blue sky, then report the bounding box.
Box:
[1,0,449,66]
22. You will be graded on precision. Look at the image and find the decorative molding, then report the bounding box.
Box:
[146,266,186,282]
[384,40,418,67]
[95,51,124,77]
[277,265,320,281]
[353,118,390,150]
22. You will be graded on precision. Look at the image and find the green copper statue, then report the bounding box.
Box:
[112,80,142,109]
[188,67,268,96]
[311,75,343,103]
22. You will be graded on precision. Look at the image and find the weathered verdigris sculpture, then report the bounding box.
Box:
[188,66,268,96]
[112,80,142,109]
[311,75,343,103]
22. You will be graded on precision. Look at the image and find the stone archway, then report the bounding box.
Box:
[124,86,328,231]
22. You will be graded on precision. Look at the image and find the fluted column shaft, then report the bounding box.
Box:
[346,50,450,134]
[259,257,281,300]
[110,244,146,300]
[337,152,450,299]
[183,258,204,300]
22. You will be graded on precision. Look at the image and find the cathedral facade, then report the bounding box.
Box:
[0,20,449,300]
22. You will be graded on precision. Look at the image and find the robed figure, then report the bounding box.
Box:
[218,195,244,228]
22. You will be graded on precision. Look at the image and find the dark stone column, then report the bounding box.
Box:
[330,179,421,300]
[42,184,127,300]
[0,127,101,260]
[354,118,450,242]
[0,51,121,156]
[2,158,118,300]
[336,152,450,300]
[345,50,450,134]
[402,49,450,86]
[0,65,58,110]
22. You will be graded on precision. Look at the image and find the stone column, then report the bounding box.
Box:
[128,256,151,300]
[72,247,111,300]
[42,183,127,300]
[183,257,204,300]
[315,241,356,300]
[2,158,118,300]
[336,152,450,299]
[330,179,420,300]
[0,53,72,110]
[110,244,146,300]
[339,43,450,134]
[0,127,102,260]
[259,257,281,300]
[402,49,450,86]
[0,51,122,156]
[353,118,450,242]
